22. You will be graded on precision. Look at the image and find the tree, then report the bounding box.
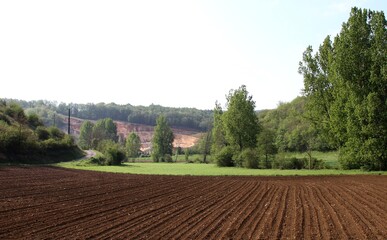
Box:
[211,101,227,155]
[151,115,174,162]
[257,128,277,168]
[198,130,212,163]
[126,132,141,158]
[27,113,43,130]
[92,118,117,148]
[299,7,387,170]
[79,121,94,149]
[223,85,260,152]
[298,36,335,147]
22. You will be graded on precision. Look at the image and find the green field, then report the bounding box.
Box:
[56,160,386,176]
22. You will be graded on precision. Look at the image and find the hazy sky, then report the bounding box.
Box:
[1,0,385,110]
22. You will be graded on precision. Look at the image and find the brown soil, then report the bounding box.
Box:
[0,166,386,239]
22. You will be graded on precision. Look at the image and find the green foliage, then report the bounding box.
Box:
[50,101,212,131]
[92,118,117,147]
[35,126,50,140]
[259,97,332,153]
[272,154,327,170]
[0,102,81,163]
[4,103,26,123]
[164,154,173,163]
[151,115,174,162]
[47,126,65,140]
[237,148,259,169]
[223,85,260,152]
[215,146,235,167]
[257,128,277,168]
[299,7,387,170]
[126,132,141,158]
[27,113,44,129]
[79,121,94,149]
[211,101,227,155]
[272,155,304,170]
[198,131,212,163]
[97,140,126,165]
[184,148,190,162]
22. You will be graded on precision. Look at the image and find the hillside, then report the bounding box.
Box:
[4,99,213,131]
[0,101,83,163]
[61,115,202,152]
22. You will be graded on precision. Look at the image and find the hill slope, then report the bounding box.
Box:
[61,116,202,151]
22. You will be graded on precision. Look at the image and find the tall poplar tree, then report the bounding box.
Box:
[152,115,174,162]
[299,7,386,170]
[211,101,227,155]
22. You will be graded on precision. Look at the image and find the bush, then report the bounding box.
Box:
[239,148,260,169]
[35,126,50,140]
[88,155,106,165]
[164,154,173,163]
[305,157,325,169]
[48,126,65,140]
[97,140,126,165]
[272,155,304,169]
[215,146,235,167]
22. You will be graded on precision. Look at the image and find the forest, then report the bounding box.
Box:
[6,99,212,131]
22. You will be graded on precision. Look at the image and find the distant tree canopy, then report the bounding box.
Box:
[3,100,213,131]
[152,115,174,162]
[258,97,333,153]
[299,7,387,170]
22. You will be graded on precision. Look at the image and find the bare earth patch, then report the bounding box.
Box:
[0,166,386,239]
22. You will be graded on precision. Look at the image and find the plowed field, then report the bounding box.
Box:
[0,167,386,239]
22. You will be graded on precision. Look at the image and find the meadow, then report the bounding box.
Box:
[56,158,385,176]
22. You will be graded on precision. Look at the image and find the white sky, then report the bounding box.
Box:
[0,0,385,110]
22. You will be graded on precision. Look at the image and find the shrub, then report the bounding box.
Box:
[164,154,173,163]
[272,155,304,169]
[48,126,65,140]
[215,146,235,167]
[88,155,106,165]
[238,148,260,169]
[35,126,50,140]
[97,140,126,165]
[304,157,325,169]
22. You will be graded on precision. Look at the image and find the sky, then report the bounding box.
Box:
[0,0,386,110]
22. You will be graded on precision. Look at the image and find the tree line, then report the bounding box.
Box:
[299,7,386,170]
[78,115,174,165]
[198,7,386,171]
[1,99,212,131]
